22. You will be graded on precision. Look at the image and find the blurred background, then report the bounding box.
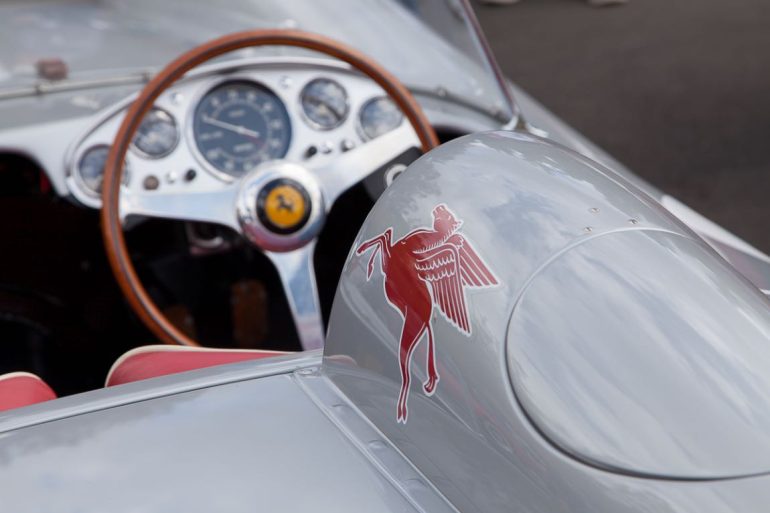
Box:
[476,0,770,253]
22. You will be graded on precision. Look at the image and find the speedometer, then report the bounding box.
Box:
[192,81,291,179]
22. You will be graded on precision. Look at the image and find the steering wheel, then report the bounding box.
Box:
[100,29,439,350]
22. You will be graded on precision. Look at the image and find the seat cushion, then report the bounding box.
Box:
[106,345,287,387]
[0,372,57,412]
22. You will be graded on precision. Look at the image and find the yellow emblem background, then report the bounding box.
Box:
[264,185,307,229]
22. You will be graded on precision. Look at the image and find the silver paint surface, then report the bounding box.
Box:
[509,230,770,478]
[0,0,508,120]
[510,82,770,293]
[0,353,450,513]
[325,131,770,511]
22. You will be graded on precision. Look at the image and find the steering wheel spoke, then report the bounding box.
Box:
[315,123,419,207]
[265,243,325,351]
[119,182,241,231]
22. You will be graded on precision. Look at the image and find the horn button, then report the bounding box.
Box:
[257,179,311,234]
[236,161,324,252]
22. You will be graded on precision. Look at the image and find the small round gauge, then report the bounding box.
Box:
[76,145,129,196]
[300,78,349,130]
[192,80,291,179]
[132,108,179,158]
[359,97,403,140]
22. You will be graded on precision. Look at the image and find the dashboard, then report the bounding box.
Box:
[65,58,411,210]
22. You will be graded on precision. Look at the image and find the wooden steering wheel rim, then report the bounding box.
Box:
[101,29,439,346]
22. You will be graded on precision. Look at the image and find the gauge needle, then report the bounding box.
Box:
[202,115,261,139]
[307,96,342,121]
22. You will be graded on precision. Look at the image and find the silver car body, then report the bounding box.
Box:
[4,132,770,511]
[1,1,769,511]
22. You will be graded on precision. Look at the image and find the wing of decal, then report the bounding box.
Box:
[414,245,471,333]
[458,240,498,288]
[438,233,498,288]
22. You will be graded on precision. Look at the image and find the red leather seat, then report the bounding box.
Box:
[106,345,287,387]
[0,372,57,412]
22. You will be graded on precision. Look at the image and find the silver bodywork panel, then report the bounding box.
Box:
[510,83,770,293]
[0,352,454,513]
[324,132,770,511]
[509,230,770,478]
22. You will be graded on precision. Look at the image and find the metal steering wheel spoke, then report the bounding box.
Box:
[119,182,241,231]
[265,243,326,351]
[316,123,419,207]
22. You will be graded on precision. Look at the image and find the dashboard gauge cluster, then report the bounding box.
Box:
[192,81,292,179]
[69,63,415,209]
[300,78,349,130]
[358,97,403,140]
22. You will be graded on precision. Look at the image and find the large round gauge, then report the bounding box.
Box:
[359,96,403,140]
[300,78,349,130]
[192,81,291,179]
[76,145,129,196]
[132,108,179,158]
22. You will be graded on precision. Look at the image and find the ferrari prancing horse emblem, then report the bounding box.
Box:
[356,204,499,423]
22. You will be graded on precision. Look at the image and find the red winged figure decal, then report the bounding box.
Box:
[356,204,499,423]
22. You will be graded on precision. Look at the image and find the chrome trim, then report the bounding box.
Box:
[317,123,417,207]
[120,179,240,230]
[0,70,154,101]
[235,161,325,252]
[266,243,325,351]
[458,0,520,124]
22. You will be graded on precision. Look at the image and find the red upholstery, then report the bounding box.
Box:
[106,345,287,387]
[0,372,57,412]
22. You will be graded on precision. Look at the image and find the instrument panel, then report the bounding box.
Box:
[66,59,410,208]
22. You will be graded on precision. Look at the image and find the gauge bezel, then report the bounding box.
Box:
[186,77,292,183]
[298,77,350,131]
[357,95,404,141]
[130,107,180,160]
[74,144,130,199]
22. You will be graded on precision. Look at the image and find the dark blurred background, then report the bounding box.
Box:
[476,0,770,253]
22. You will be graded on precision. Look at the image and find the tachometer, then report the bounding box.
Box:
[359,96,403,140]
[300,78,349,130]
[192,81,291,179]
